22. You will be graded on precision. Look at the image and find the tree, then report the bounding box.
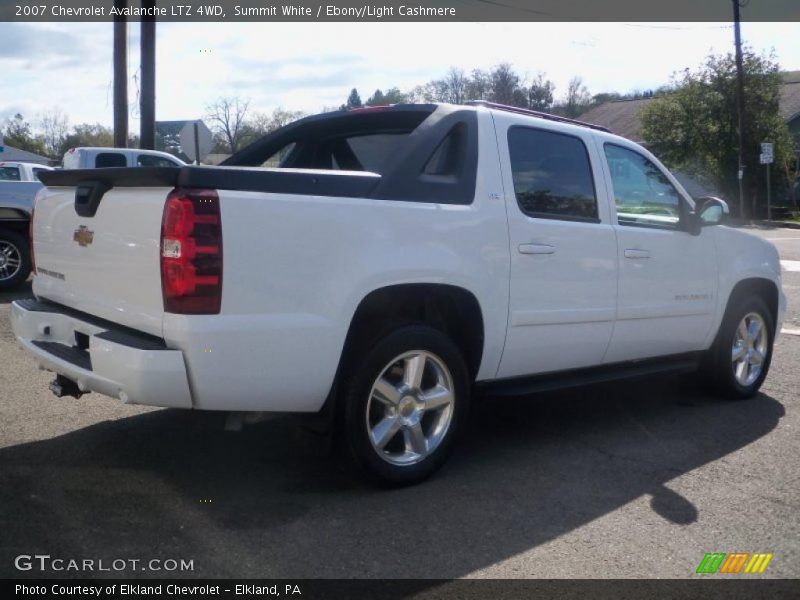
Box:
[38,108,69,158]
[527,73,555,112]
[489,63,522,106]
[366,89,386,106]
[206,96,251,153]
[465,69,491,102]
[249,108,306,136]
[437,68,468,104]
[381,87,407,104]
[640,49,794,214]
[1,114,47,155]
[562,77,592,118]
[346,88,362,109]
[57,123,114,157]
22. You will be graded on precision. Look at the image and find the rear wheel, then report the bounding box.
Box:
[0,229,31,291]
[338,325,469,486]
[709,296,774,399]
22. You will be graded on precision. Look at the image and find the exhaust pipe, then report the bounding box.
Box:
[49,375,85,399]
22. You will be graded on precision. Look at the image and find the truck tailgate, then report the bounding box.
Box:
[32,184,172,338]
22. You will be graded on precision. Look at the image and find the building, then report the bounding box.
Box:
[0,144,51,165]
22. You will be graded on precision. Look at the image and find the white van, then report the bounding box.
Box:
[62,147,186,169]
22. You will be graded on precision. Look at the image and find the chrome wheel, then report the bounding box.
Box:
[366,350,455,466]
[0,240,22,282]
[731,312,768,387]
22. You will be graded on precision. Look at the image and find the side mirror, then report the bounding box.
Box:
[697,196,729,226]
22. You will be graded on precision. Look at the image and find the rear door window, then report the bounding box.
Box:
[95,152,127,168]
[0,166,21,181]
[507,126,599,222]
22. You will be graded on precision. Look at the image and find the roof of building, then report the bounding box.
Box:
[579,71,800,142]
[780,79,800,122]
[577,98,653,142]
[0,145,51,165]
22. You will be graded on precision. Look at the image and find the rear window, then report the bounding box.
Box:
[32,168,49,181]
[95,152,126,168]
[342,134,408,172]
[0,166,21,181]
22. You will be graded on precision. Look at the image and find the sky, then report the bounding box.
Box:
[1,21,799,132]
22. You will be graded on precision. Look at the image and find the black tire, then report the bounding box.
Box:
[0,228,32,291]
[338,324,470,486]
[708,295,774,399]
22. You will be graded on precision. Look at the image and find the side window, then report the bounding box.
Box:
[95,152,127,168]
[0,167,21,181]
[137,154,179,167]
[603,144,682,229]
[507,127,599,222]
[423,123,466,177]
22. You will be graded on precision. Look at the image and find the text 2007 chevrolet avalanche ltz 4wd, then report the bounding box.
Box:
[12,103,787,485]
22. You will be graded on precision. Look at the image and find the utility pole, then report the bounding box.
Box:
[140,0,157,149]
[732,0,747,218]
[112,0,128,148]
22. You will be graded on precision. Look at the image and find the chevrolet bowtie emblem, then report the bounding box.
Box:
[73,226,94,247]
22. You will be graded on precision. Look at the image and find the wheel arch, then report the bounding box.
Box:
[0,209,31,235]
[341,283,485,381]
[723,277,779,335]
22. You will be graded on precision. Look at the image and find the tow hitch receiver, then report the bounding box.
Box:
[49,375,85,399]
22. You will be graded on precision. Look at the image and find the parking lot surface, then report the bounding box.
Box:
[1,226,798,579]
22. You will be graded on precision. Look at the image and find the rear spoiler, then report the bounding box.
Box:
[37,166,381,199]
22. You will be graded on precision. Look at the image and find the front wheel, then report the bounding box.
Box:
[709,296,774,399]
[0,229,32,291]
[338,325,470,486]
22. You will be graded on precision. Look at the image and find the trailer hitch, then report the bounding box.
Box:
[49,375,85,399]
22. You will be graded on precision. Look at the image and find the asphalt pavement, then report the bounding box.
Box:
[0,226,798,579]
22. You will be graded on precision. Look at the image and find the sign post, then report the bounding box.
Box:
[760,142,774,221]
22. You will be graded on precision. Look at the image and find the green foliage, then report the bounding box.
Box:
[1,114,47,156]
[365,88,407,106]
[57,123,114,157]
[528,74,556,111]
[641,49,794,207]
[346,88,362,109]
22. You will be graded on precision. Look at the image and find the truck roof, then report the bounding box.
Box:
[466,100,611,133]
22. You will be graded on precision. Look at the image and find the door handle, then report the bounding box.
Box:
[624,248,651,259]
[519,243,556,255]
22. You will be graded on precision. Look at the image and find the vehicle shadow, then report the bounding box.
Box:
[0,280,32,304]
[0,376,784,578]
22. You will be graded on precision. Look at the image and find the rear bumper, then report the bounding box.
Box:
[11,298,193,409]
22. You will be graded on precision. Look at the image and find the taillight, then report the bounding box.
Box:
[30,189,44,275]
[160,188,222,314]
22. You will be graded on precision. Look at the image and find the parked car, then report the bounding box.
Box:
[0,162,54,290]
[62,147,186,169]
[11,103,786,485]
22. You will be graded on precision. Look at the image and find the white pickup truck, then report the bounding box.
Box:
[0,161,54,289]
[11,103,786,485]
